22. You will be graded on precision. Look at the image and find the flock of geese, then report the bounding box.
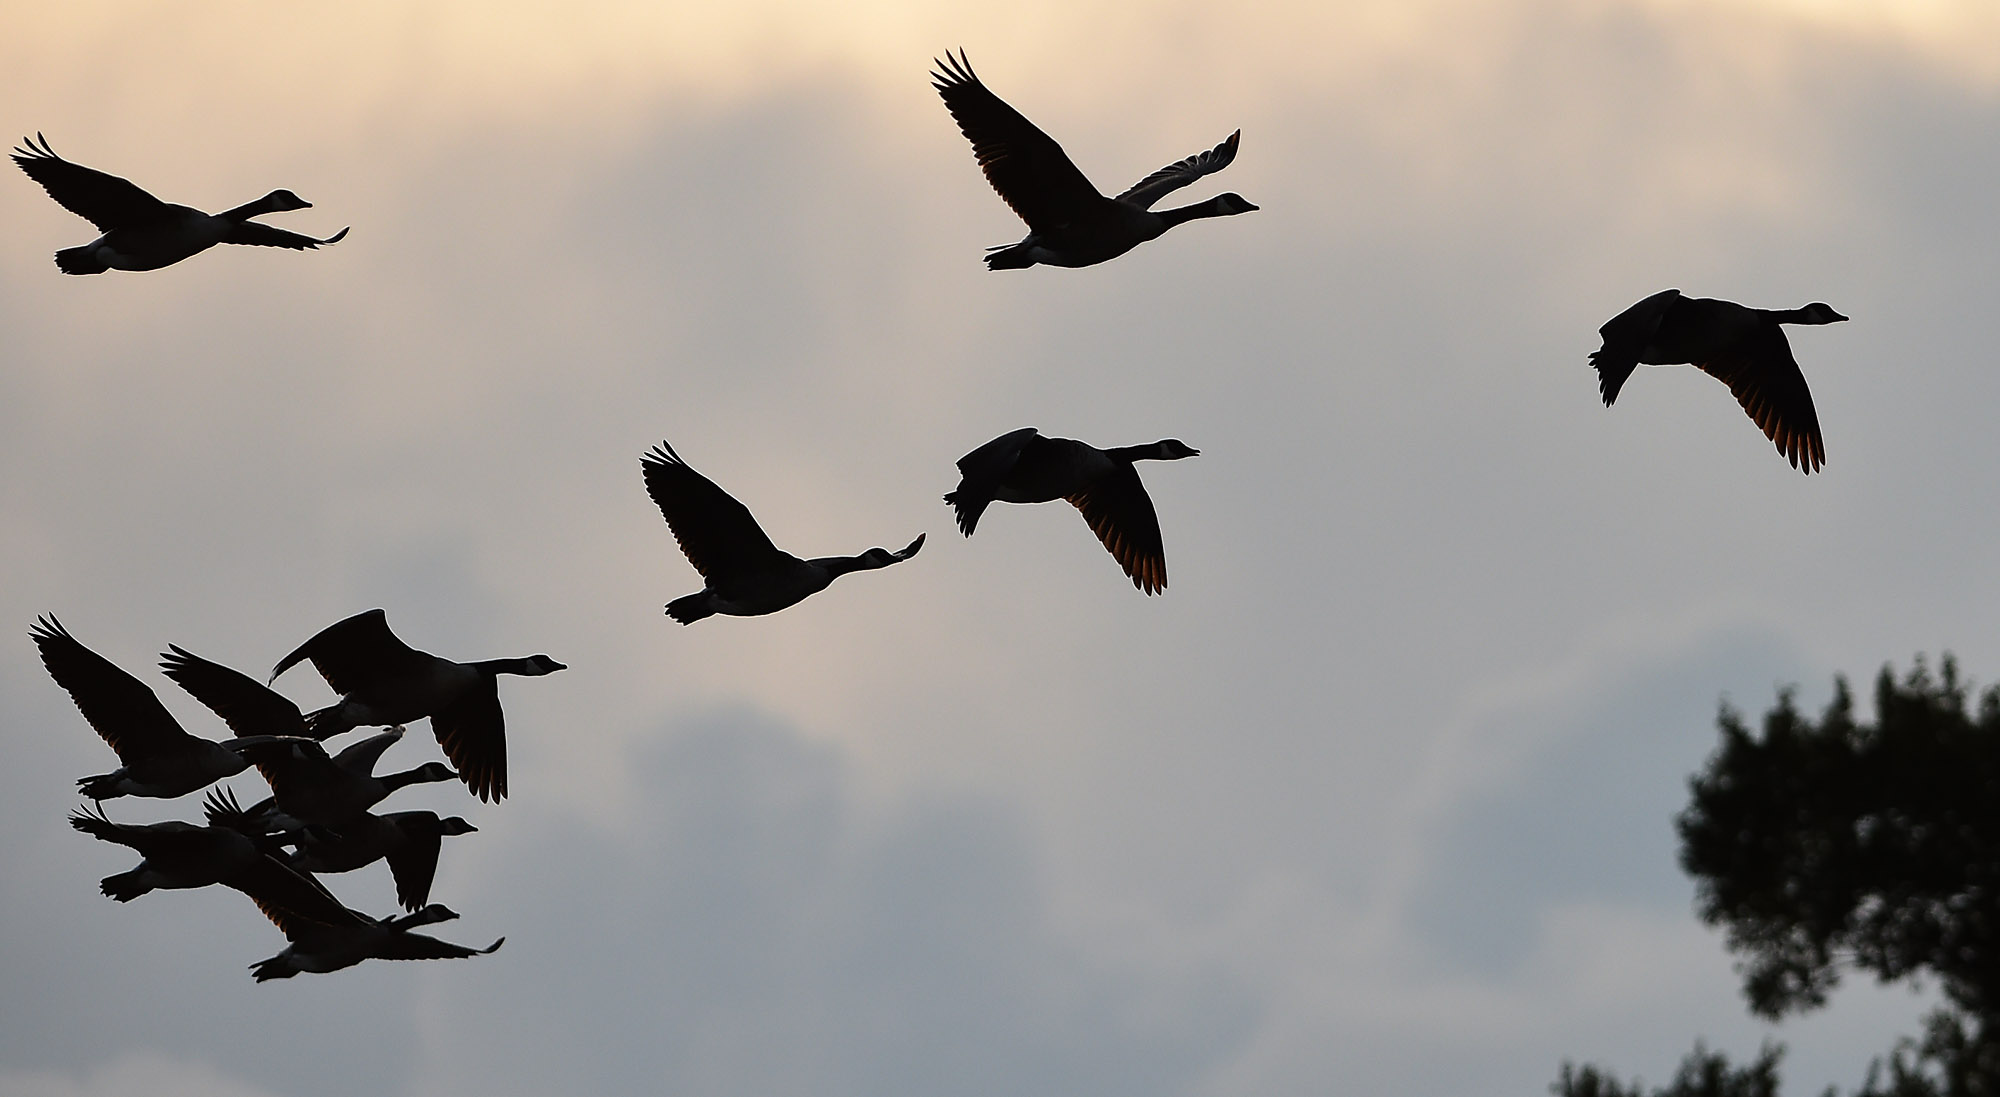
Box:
[22,51,1846,981]
[36,611,559,978]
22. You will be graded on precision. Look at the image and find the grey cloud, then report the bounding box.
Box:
[1404,627,1815,976]
[411,709,1258,1097]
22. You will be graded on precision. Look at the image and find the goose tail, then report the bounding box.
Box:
[666,593,716,625]
[943,490,989,536]
[1589,348,1638,406]
[100,869,150,902]
[54,246,106,275]
[249,955,299,981]
[76,772,122,800]
[982,242,1036,270]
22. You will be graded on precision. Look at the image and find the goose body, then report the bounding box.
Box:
[12,134,348,274]
[283,808,476,912]
[243,729,458,827]
[642,442,926,624]
[931,52,1256,270]
[68,804,345,922]
[32,617,304,800]
[1591,289,1844,473]
[946,428,1198,594]
[246,900,502,981]
[267,610,564,803]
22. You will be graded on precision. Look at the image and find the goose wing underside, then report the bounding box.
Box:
[243,865,364,942]
[642,442,787,582]
[271,609,433,693]
[1065,465,1169,595]
[12,134,169,231]
[384,826,445,911]
[931,51,1102,234]
[161,646,310,738]
[32,616,204,764]
[1694,327,1826,473]
[231,857,355,929]
[430,682,505,803]
[1115,129,1242,210]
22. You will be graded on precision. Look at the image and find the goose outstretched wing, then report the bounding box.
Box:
[1115,129,1242,210]
[12,134,168,231]
[33,616,203,764]
[1065,465,1170,595]
[270,609,433,691]
[932,51,1102,234]
[226,222,349,250]
[430,683,505,803]
[161,646,310,738]
[642,442,788,582]
[1695,327,1826,473]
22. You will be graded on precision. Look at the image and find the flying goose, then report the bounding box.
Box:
[11,133,349,274]
[946,428,1198,594]
[932,51,1257,269]
[68,803,347,922]
[642,441,926,624]
[32,617,306,801]
[1591,289,1845,473]
[246,899,502,981]
[162,647,456,822]
[204,787,473,912]
[267,611,564,804]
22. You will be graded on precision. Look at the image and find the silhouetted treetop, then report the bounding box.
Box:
[1676,656,2000,1023]
[1553,1043,1785,1097]
[1554,1016,1998,1097]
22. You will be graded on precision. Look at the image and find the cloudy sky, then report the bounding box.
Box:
[4,1,1997,1094]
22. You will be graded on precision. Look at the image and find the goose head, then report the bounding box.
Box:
[437,816,478,836]
[812,534,925,579]
[1795,302,1848,325]
[1149,439,1201,461]
[516,654,566,676]
[1211,193,1259,215]
[411,762,458,784]
[870,533,928,566]
[261,189,312,212]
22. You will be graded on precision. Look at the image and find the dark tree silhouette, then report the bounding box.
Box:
[1553,657,2000,1097]
[1555,1043,1783,1097]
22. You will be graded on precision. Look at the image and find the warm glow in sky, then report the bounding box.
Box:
[8,0,1998,142]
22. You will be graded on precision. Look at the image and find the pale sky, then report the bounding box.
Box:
[4,1,1997,1095]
